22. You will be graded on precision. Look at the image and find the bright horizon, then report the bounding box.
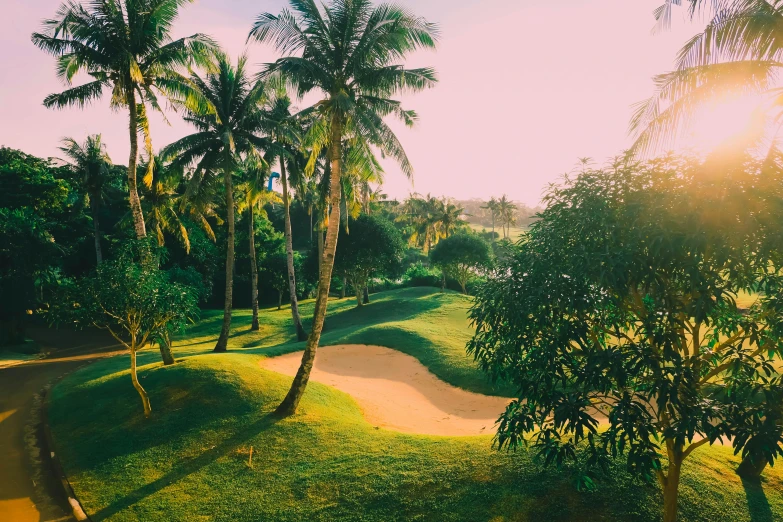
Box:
[0,0,717,206]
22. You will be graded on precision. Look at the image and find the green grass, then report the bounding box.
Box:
[468,222,527,242]
[48,287,783,521]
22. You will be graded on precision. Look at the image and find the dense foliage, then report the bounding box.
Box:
[430,232,492,294]
[468,154,783,522]
[333,215,406,305]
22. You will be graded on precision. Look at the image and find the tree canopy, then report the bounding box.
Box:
[468,153,783,522]
[430,232,492,294]
[333,214,406,305]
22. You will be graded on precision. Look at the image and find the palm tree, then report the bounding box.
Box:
[236,156,278,331]
[497,195,517,239]
[481,197,500,242]
[632,0,783,154]
[260,86,308,341]
[138,154,218,254]
[59,135,112,265]
[250,0,438,416]
[163,53,268,353]
[437,198,465,239]
[33,0,217,240]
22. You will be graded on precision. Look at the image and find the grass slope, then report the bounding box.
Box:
[49,287,783,521]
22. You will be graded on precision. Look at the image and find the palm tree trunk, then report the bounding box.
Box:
[280,156,307,341]
[126,90,147,239]
[276,113,344,417]
[130,344,151,418]
[249,206,260,331]
[90,194,103,265]
[214,166,235,352]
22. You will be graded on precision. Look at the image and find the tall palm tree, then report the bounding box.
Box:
[497,195,517,239]
[250,0,438,416]
[481,197,500,243]
[59,134,112,265]
[632,0,783,154]
[261,86,308,341]
[33,0,217,239]
[437,198,465,239]
[163,53,268,353]
[236,156,278,331]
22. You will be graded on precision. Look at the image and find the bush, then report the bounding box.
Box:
[403,262,442,288]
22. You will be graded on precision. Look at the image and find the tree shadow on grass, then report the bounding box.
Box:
[89,413,280,521]
[741,476,774,522]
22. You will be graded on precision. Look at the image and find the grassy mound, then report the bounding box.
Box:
[49,288,783,521]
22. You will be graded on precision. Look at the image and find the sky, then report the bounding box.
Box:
[0,0,707,206]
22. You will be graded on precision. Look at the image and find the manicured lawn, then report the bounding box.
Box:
[48,287,783,521]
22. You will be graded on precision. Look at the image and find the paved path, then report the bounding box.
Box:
[0,328,123,522]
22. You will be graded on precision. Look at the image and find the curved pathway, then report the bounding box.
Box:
[0,328,123,522]
[262,344,512,436]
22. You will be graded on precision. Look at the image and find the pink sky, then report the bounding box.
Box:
[0,0,702,206]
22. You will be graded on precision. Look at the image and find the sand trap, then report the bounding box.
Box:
[262,344,512,436]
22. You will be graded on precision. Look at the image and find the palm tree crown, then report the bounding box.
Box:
[32,0,217,238]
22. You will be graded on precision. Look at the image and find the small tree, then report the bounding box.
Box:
[51,241,199,417]
[333,215,405,306]
[263,250,303,311]
[468,154,783,522]
[430,233,492,294]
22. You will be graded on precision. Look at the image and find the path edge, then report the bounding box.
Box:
[41,386,91,522]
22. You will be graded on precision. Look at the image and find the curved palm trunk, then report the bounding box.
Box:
[126,90,147,239]
[214,166,235,352]
[249,206,260,331]
[90,194,103,265]
[276,114,344,417]
[280,157,307,341]
[130,345,151,417]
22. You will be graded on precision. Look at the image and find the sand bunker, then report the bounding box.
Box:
[262,345,512,436]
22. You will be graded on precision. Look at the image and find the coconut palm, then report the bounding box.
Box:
[249,0,438,416]
[32,0,217,239]
[481,197,500,243]
[137,154,217,253]
[260,86,309,341]
[437,199,465,239]
[632,0,783,154]
[497,195,517,239]
[162,53,268,353]
[236,156,278,331]
[59,135,112,265]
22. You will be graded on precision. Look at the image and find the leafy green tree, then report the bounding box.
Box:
[249,0,438,416]
[59,135,112,265]
[32,0,217,239]
[468,154,783,522]
[333,215,405,306]
[0,209,62,345]
[263,250,304,311]
[430,232,492,294]
[163,53,268,353]
[51,240,198,416]
[496,194,517,239]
